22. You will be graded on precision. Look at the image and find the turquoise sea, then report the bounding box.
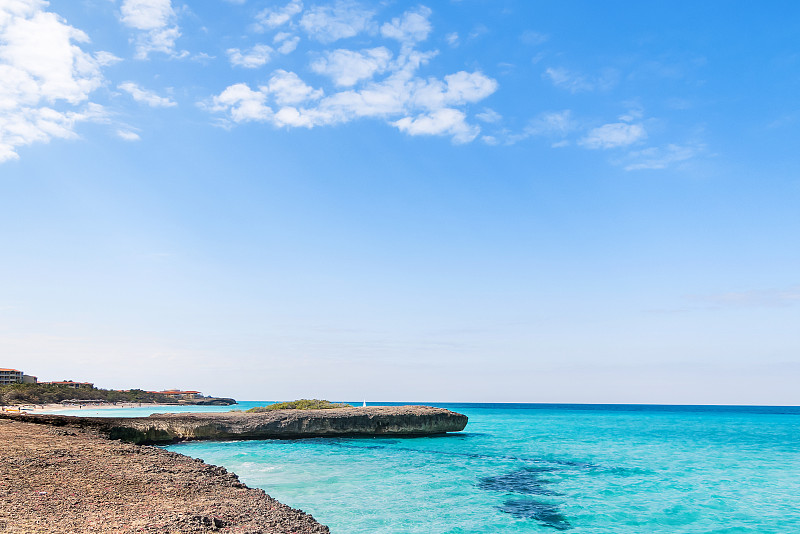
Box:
[52,402,800,533]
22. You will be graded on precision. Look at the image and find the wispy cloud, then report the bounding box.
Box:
[274,32,300,54]
[209,58,496,143]
[623,143,703,171]
[526,110,576,138]
[380,6,432,44]
[299,1,376,44]
[310,47,392,87]
[227,44,273,68]
[254,0,303,32]
[266,70,324,106]
[519,30,548,46]
[543,66,617,93]
[690,286,800,309]
[500,110,577,145]
[476,108,502,123]
[116,129,141,141]
[119,0,183,59]
[118,82,177,107]
[208,5,497,143]
[393,108,478,144]
[579,122,646,149]
[445,32,459,47]
[0,2,109,162]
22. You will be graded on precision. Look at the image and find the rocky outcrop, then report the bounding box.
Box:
[1,405,468,444]
[190,397,238,405]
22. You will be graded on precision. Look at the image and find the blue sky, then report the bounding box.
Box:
[1,0,799,404]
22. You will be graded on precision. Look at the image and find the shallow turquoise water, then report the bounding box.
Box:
[47,402,253,418]
[155,403,800,533]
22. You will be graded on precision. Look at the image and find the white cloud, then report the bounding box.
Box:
[393,108,478,144]
[254,0,302,32]
[476,108,501,123]
[120,0,172,30]
[499,110,576,145]
[209,65,496,143]
[208,4,495,143]
[299,1,375,43]
[119,0,181,59]
[116,129,141,141]
[624,143,702,171]
[227,44,273,68]
[263,69,323,105]
[380,6,432,44]
[0,2,108,162]
[445,32,459,47]
[94,51,122,66]
[316,76,409,119]
[311,47,392,86]
[543,67,593,93]
[580,122,646,149]
[210,83,272,123]
[118,82,176,107]
[526,110,575,137]
[412,71,498,110]
[274,32,300,54]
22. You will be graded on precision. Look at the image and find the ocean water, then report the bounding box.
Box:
[57,402,800,532]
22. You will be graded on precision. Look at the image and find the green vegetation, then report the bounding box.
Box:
[245,399,351,412]
[0,383,180,406]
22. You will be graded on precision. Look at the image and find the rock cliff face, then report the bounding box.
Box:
[2,406,468,444]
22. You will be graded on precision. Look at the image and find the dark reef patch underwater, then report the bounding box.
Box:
[478,463,574,529]
[477,466,561,496]
[499,499,571,530]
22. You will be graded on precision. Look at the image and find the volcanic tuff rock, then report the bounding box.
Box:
[1,405,468,444]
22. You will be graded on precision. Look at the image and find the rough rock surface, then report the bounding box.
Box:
[0,419,329,533]
[2,405,468,444]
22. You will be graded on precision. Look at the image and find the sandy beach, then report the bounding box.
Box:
[1,402,183,414]
[0,418,329,533]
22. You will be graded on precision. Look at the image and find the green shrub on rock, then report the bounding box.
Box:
[246,399,351,412]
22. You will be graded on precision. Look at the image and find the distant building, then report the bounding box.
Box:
[0,369,22,385]
[149,390,202,400]
[40,380,94,389]
[0,368,38,385]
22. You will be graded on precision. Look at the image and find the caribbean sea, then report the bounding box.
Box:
[53,402,800,532]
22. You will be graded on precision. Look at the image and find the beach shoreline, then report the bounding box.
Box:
[1,401,195,414]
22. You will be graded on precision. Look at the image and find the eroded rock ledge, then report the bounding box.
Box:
[1,405,468,444]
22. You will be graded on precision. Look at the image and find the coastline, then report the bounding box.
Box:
[1,402,191,414]
[0,418,329,533]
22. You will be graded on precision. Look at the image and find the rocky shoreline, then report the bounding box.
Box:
[0,418,329,533]
[0,406,469,532]
[2,405,469,444]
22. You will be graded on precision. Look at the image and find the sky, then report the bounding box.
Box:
[1,0,799,404]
